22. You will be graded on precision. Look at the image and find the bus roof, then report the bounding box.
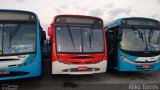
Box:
[0,9,38,17]
[0,9,41,22]
[0,9,42,29]
[105,17,160,30]
[50,14,103,25]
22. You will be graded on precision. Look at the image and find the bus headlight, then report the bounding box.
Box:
[156,60,160,64]
[18,56,36,67]
[155,57,160,64]
[120,54,136,64]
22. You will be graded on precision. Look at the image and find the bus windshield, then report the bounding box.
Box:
[56,26,104,53]
[0,23,36,55]
[120,28,160,52]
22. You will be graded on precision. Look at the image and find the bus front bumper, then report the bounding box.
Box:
[0,62,41,81]
[52,60,107,75]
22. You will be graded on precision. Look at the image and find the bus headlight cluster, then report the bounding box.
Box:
[120,54,136,64]
[156,61,160,64]
[18,57,36,67]
[156,57,160,64]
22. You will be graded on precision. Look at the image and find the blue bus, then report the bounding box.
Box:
[0,10,45,80]
[105,17,160,71]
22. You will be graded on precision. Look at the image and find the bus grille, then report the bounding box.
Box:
[136,66,153,70]
[62,68,100,72]
[134,61,156,63]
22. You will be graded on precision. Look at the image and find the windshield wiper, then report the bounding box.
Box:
[67,25,75,50]
[131,27,150,51]
[132,26,144,42]
[148,29,154,45]
[10,24,21,40]
[80,27,83,52]
[2,24,6,54]
[89,28,92,49]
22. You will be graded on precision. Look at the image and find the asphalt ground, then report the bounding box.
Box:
[0,58,160,90]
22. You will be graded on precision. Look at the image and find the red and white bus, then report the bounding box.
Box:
[48,15,107,74]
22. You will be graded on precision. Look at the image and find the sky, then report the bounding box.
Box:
[0,0,160,31]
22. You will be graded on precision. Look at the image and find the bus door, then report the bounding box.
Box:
[107,27,118,69]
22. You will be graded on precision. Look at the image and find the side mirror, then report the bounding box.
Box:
[40,31,46,47]
[48,27,53,37]
[42,31,46,40]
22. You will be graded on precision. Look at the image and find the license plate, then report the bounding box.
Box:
[0,71,10,75]
[142,65,150,69]
[78,66,88,71]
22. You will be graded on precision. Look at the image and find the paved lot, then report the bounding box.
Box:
[0,59,160,90]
